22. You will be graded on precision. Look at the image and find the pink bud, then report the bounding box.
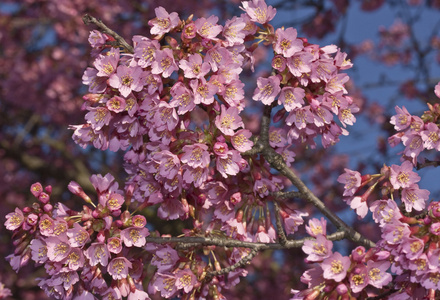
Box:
[44,185,52,194]
[30,183,43,197]
[43,204,53,212]
[39,192,50,204]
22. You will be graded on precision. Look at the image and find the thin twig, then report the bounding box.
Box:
[273,190,303,200]
[273,201,287,245]
[206,248,260,278]
[82,14,134,53]
[257,105,376,249]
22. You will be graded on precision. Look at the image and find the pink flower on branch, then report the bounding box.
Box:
[148,6,180,36]
[109,65,146,97]
[241,0,277,24]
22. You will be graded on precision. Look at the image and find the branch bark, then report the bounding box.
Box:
[82,14,134,53]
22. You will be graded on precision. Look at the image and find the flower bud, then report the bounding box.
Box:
[30,183,43,197]
[43,204,53,212]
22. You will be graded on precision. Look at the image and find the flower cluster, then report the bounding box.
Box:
[5,0,357,298]
[254,29,358,151]
[5,179,155,299]
[388,82,440,165]
[291,218,392,299]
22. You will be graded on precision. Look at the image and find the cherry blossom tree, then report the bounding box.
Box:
[2,0,440,299]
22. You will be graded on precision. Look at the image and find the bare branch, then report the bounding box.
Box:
[257,105,376,249]
[82,14,134,53]
[206,248,260,278]
[273,201,287,245]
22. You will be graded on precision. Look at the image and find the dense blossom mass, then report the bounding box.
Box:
[4,0,440,299]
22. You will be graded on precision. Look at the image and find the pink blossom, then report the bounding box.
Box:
[401,236,424,260]
[153,101,179,131]
[223,16,246,46]
[370,199,402,226]
[30,239,48,264]
[151,49,178,78]
[421,122,440,150]
[169,82,195,114]
[253,75,281,105]
[269,127,287,148]
[150,273,178,298]
[325,73,349,94]
[107,237,122,254]
[205,46,233,72]
[215,105,244,136]
[179,53,210,79]
[350,196,369,218]
[150,245,179,272]
[148,7,180,36]
[435,82,440,98]
[241,0,276,24]
[85,107,111,131]
[401,184,429,212]
[109,65,146,98]
[175,269,196,293]
[30,182,44,197]
[305,217,327,237]
[401,133,424,162]
[94,48,120,77]
[366,260,392,289]
[52,271,79,290]
[216,149,242,178]
[133,37,160,68]
[67,223,90,248]
[302,234,333,262]
[180,144,210,168]
[85,242,109,266]
[190,78,218,105]
[88,30,107,48]
[39,214,55,236]
[274,27,303,57]
[4,208,24,231]
[65,247,84,271]
[278,87,305,111]
[272,55,286,72]
[286,52,313,77]
[121,227,149,247]
[195,15,223,39]
[45,236,71,262]
[321,252,351,282]
[231,129,253,152]
[349,264,369,293]
[106,192,124,211]
[337,168,362,197]
[108,257,132,280]
[223,80,245,108]
[310,59,337,83]
[390,106,412,131]
[282,210,308,235]
[389,161,420,189]
[380,221,410,244]
[82,67,107,94]
[106,96,126,113]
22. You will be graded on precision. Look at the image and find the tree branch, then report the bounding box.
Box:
[257,105,376,249]
[82,14,134,53]
[206,248,260,279]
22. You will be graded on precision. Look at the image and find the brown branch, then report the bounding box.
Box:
[273,201,287,245]
[416,158,440,170]
[257,105,376,249]
[206,248,260,279]
[145,231,346,250]
[82,14,134,53]
[273,190,304,200]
